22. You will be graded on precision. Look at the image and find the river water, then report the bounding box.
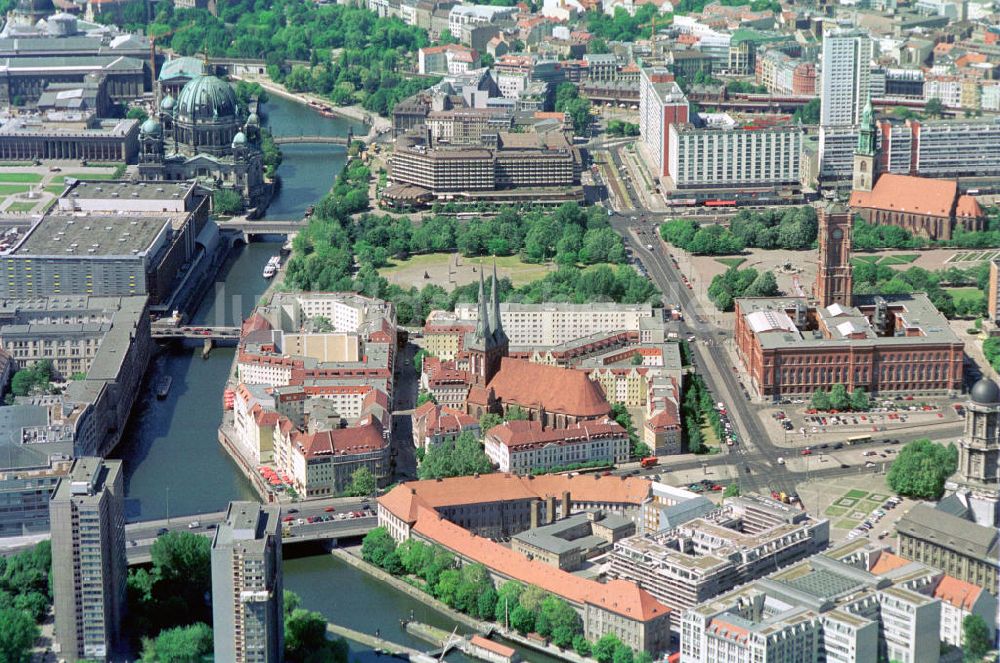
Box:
[111,92,359,521]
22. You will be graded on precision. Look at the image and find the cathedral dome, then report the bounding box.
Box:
[247,111,260,125]
[160,94,175,112]
[141,118,162,136]
[971,378,999,405]
[231,131,246,147]
[175,75,238,122]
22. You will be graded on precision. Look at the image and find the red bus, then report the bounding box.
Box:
[640,456,658,468]
[703,199,737,207]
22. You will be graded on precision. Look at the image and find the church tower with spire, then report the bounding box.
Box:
[467,260,509,386]
[853,100,877,192]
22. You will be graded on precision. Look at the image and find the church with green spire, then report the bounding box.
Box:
[852,100,877,192]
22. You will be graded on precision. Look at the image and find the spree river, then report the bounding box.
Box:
[111,92,361,521]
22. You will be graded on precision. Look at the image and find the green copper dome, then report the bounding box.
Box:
[160,94,175,111]
[141,118,162,136]
[175,75,238,121]
[231,131,247,147]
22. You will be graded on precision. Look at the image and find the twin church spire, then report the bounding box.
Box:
[474,259,508,349]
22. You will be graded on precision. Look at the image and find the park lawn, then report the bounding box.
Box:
[844,489,869,500]
[852,256,880,265]
[879,253,919,265]
[947,287,984,307]
[824,505,848,517]
[834,517,862,530]
[4,201,37,213]
[61,171,119,182]
[45,184,67,195]
[715,257,746,268]
[700,422,721,450]
[857,499,882,514]
[468,254,555,284]
[0,172,42,183]
[0,184,31,196]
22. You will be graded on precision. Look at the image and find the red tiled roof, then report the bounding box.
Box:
[470,636,515,658]
[955,194,983,218]
[412,508,669,621]
[870,551,911,575]
[413,401,478,436]
[850,174,959,218]
[933,575,983,611]
[380,473,652,521]
[475,358,611,418]
[487,418,626,451]
[241,312,273,335]
[293,416,386,459]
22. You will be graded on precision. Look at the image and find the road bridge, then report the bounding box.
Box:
[272,135,351,146]
[219,219,306,236]
[150,324,241,341]
[125,509,377,565]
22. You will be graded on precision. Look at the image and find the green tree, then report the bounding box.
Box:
[613,645,635,663]
[573,634,592,656]
[127,106,149,122]
[962,614,991,662]
[285,604,350,663]
[793,97,820,124]
[346,466,377,496]
[510,604,536,634]
[397,539,434,575]
[811,389,831,411]
[140,623,213,663]
[418,431,494,479]
[416,391,437,407]
[494,580,525,624]
[850,388,870,411]
[10,360,53,396]
[0,607,38,663]
[723,484,741,498]
[594,633,624,663]
[479,412,503,433]
[828,384,850,411]
[887,439,959,499]
[361,527,397,568]
[213,188,243,215]
[505,406,529,421]
[925,97,944,118]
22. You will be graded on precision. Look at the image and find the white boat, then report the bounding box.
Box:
[262,255,280,278]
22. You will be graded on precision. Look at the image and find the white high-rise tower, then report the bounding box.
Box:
[820,28,873,127]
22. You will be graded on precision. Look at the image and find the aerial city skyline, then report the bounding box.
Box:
[0,0,996,659]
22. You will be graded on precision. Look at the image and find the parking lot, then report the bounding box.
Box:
[759,399,963,450]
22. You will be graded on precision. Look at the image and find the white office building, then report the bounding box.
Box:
[453,301,656,346]
[668,118,803,188]
[820,29,872,126]
[639,67,689,179]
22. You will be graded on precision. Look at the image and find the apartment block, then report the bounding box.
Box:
[484,418,630,473]
[50,458,126,662]
[612,495,830,630]
[1,295,151,457]
[668,117,803,189]
[452,302,656,347]
[211,502,284,663]
[820,28,872,127]
[680,539,994,663]
[639,67,688,179]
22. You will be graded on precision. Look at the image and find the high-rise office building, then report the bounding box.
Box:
[50,457,126,662]
[820,29,872,126]
[211,501,284,663]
